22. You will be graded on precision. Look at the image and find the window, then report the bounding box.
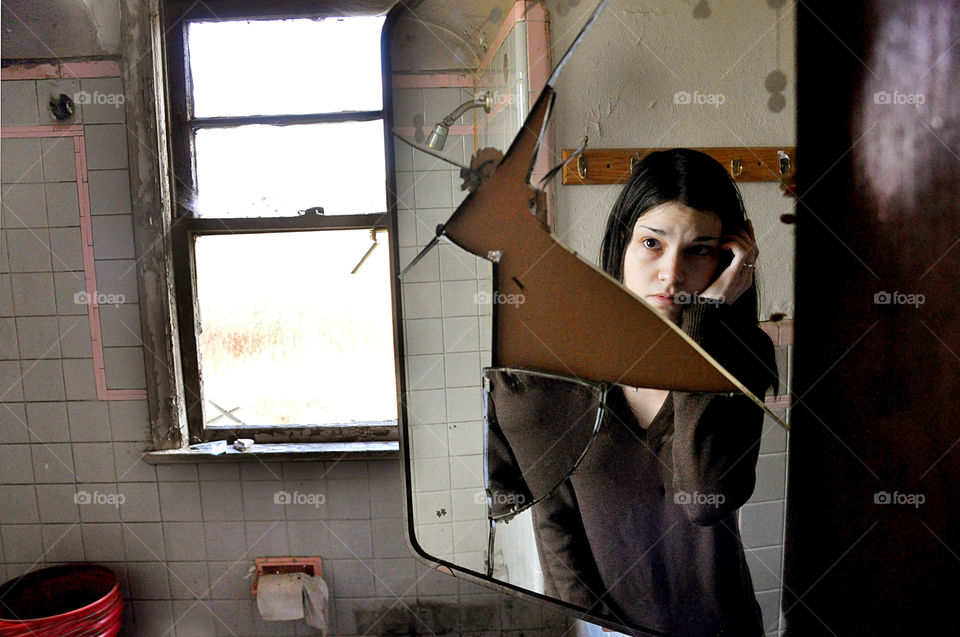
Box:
[163,3,397,445]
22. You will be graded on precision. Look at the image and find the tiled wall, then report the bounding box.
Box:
[393,81,491,571]
[1,66,573,636]
[395,10,537,581]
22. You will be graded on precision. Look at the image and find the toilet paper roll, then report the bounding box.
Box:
[256,573,306,621]
[302,574,329,635]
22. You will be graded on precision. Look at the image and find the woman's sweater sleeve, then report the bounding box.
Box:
[671,302,778,526]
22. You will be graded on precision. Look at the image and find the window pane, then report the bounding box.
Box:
[187,17,385,117]
[195,230,397,427]
[194,121,387,217]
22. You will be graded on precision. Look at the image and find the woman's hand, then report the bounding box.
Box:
[698,220,758,305]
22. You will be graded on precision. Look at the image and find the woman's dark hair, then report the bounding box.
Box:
[599,148,760,322]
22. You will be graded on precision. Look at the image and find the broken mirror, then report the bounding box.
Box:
[387,1,795,634]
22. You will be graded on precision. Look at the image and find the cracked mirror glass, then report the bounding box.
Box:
[389,2,796,635]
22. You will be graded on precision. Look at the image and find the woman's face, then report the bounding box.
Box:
[622,201,723,323]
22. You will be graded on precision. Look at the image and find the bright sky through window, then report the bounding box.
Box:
[188,16,385,117]
[186,16,396,427]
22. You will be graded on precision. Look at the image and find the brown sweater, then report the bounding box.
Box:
[484,302,777,637]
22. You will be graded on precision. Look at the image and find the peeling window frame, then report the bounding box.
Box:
[129,0,404,450]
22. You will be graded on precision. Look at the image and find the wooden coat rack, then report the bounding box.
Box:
[560,146,796,185]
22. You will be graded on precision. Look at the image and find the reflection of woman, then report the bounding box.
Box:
[485,149,777,636]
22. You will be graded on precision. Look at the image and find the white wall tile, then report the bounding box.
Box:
[750,453,787,503]
[0,443,34,483]
[327,519,373,558]
[413,170,453,210]
[404,318,443,355]
[396,209,417,247]
[2,183,47,227]
[167,561,209,600]
[448,421,483,457]
[122,522,165,561]
[52,270,87,315]
[401,281,441,319]
[119,482,162,522]
[398,245,439,282]
[199,481,243,521]
[128,561,171,600]
[450,487,486,522]
[16,316,61,358]
[62,357,97,399]
[163,522,205,561]
[35,482,79,520]
[98,303,142,346]
[102,346,146,389]
[40,521,84,561]
[1,139,43,183]
[442,316,480,352]
[21,359,66,401]
[405,354,445,390]
[158,482,203,521]
[449,454,484,491]
[73,442,117,482]
[58,315,94,358]
[739,500,784,549]
[416,490,452,526]
[24,401,69,442]
[40,137,78,182]
[441,279,481,317]
[44,181,81,226]
[414,457,451,493]
[2,80,40,125]
[203,522,246,561]
[48,226,83,271]
[91,214,136,259]
[394,171,415,209]
[446,386,481,422]
[410,423,449,460]
[416,520,452,555]
[0,403,30,443]
[0,485,39,523]
[87,169,132,214]
[1,523,44,562]
[416,209,451,246]
[443,351,480,388]
[11,272,57,315]
[93,259,139,302]
[439,243,477,280]
[6,228,52,272]
[84,124,128,170]
[78,77,126,124]
[406,388,447,425]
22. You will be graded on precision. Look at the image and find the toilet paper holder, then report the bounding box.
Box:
[251,557,323,596]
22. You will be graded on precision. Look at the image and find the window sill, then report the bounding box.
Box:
[142,441,399,464]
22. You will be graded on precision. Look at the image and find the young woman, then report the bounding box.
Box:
[485,149,777,636]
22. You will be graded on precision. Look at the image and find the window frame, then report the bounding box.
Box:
[160,0,402,446]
